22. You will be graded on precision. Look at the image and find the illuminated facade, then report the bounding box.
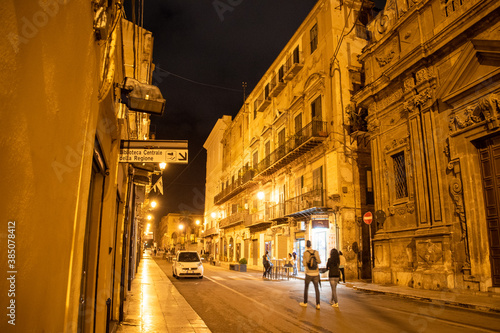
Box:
[352,0,500,291]
[0,1,162,331]
[204,0,374,276]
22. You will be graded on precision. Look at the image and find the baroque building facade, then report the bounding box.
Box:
[204,0,374,278]
[352,0,500,291]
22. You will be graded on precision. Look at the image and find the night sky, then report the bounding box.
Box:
[130,0,386,221]
[128,0,318,219]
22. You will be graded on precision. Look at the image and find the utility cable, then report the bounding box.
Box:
[155,66,242,93]
[164,146,206,191]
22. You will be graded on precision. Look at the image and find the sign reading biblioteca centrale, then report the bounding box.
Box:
[119,140,188,164]
[119,148,188,163]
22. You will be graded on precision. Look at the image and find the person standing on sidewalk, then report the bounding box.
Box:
[300,240,322,309]
[325,248,340,307]
[339,251,346,283]
[262,251,272,278]
[292,252,298,276]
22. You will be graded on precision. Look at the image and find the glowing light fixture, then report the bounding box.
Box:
[257,191,265,200]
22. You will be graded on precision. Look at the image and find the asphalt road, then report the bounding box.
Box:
[154,258,500,333]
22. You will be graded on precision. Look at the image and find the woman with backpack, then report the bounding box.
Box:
[325,248,341,307]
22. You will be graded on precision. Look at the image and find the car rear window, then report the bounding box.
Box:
[178,252,200,262]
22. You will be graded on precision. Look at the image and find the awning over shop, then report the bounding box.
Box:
[286,206,331,218]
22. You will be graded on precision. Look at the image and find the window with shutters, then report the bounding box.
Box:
[311,96,322,121]
[310,23,318,53]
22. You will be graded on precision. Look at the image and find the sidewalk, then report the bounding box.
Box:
[116,253,211,333]
[292,272,500,314]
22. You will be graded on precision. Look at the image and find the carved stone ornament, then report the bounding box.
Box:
[415,67,435,85]
[396,206,407,215]
[384,136,409,152]
[417,240,443,265]
[376,50,396,67]
[404,77,416,92]
[367,118,381,132]
[377,14,390,34]
[449,94,500,132]
[407,202,415,214]
[404,88,432,112]
[376,89,403,112]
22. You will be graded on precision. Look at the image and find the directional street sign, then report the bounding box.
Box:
[363,211,373,225]
[119,148,188,163]
[119,140,188,164]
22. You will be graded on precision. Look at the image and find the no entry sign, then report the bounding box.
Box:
[363,211,373,225]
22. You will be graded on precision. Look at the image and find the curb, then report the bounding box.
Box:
[348,284,500,314]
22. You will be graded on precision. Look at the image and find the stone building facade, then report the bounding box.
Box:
[204,0,374,277]
[352,0,500,291]
[159,213,204,253]
[0,2,163,331]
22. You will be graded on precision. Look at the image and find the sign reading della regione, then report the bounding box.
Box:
[119,140,188,164]
[119,148,188,163]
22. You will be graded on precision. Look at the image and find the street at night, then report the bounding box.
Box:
[152,257,500,333]
[3,0,500,332]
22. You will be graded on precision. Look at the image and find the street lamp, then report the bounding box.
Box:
[178,224,184,249]
[159,162,167,170]
[257,191,265,200]
[151,200,157,208]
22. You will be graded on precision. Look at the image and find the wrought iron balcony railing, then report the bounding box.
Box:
[219,211,251,229]
[214,167,256,205]
[285,188,327,216]
[256,120,328,177]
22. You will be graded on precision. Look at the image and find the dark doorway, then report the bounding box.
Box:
[478,136,500,286]
[78,139,107,332]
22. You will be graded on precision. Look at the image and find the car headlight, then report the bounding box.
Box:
[197,262,202,267]
[177,263,183,268]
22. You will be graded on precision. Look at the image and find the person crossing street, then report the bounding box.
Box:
[299,240,322,309]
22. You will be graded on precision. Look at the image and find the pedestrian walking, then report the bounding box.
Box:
[292,252,298,276]
[299,240,322,309]
[339,251,346,283]
[325,248,341,307]
[262,251,272,278]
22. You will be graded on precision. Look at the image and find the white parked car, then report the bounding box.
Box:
[172,251,204,279]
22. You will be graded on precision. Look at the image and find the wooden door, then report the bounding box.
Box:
[479,137,500,286]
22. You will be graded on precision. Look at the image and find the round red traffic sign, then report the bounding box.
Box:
[363,211,373,224]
